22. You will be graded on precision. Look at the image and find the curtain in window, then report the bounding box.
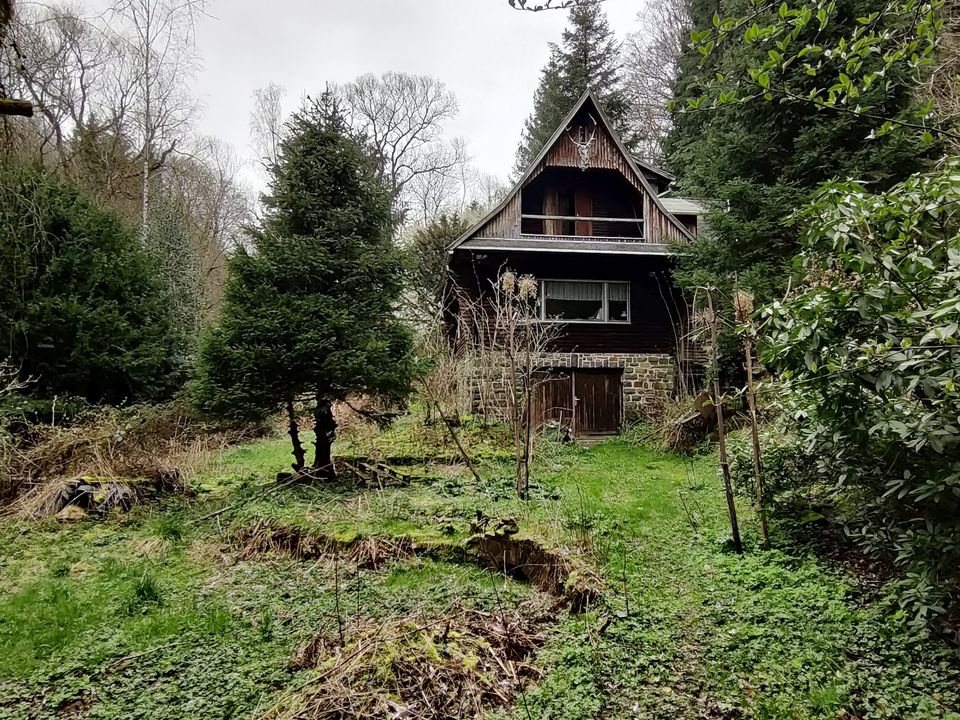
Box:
[543,281,603,321]
[607,284,627,302]
[608,283,629,321]
[544,281,603,301]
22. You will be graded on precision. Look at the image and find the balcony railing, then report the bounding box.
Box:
[520,214,645,240]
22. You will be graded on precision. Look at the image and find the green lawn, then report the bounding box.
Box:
[1,423,958,719]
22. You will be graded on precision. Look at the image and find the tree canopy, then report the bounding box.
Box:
[666,0,936,302]
[0,162,185,414]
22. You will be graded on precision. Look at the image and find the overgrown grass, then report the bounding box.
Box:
[1,420,958,719]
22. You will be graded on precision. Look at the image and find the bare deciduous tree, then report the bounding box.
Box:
[111,0,205,243]
[249,81,286,171]
[457,271,561,498]
[337,72,466,221]
[508,0,604,10]
[622,0,690,164]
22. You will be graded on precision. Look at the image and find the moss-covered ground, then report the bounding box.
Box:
[1,417,959,719]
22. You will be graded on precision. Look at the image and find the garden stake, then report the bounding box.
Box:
[707,288,743,554]
[743,333,770,550]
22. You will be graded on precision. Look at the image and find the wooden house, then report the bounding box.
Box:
[446,89,705,437]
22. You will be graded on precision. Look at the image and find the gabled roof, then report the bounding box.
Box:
[448,88,694,252]
[632,155,674,187]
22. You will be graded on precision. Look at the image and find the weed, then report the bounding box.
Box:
[125,571,165,613]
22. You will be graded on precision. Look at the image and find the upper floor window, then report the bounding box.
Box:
[541,280,630,324]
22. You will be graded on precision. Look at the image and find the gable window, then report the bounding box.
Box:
[541,280,630,323]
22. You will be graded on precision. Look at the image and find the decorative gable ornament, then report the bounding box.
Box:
[567,113,598,171]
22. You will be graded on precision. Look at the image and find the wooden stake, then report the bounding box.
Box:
[744,335,770,549]
[707,288,743,554]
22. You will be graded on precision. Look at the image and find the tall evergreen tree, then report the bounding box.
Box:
[665,0,936,302]
[515,3,631,173]
[191,92,415,477]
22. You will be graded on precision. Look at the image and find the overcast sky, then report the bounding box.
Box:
[188,0,648,190]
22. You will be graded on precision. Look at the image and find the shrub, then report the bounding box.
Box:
[763,161,960,627]
[728,429,820,511]
[0,163,185,413]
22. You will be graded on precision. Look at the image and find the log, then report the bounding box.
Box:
[0,98,33,117]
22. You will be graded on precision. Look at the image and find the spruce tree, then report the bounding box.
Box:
[191,92,415,477]
[515,3,631,173]
[665,0,935,302]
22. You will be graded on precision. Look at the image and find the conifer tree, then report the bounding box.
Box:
[0,162,184,413]
[515,3,631,172]
[192,92,415,477]
[665,0,936,302]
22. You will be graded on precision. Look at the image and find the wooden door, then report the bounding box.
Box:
[575,188,593,236]
[533,370,574,431]
[574,369,622,434]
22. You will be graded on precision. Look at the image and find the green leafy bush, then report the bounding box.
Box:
[728,428,820,511]
[763,161,960,627]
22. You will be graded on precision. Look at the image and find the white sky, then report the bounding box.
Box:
[188,0,649,190]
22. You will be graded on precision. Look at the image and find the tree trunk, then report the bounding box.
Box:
[139,2,152,246]
[287,398,306,472]
[313,395,336,480]
[0,98,33,117]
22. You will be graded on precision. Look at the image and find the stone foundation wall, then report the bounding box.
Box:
[537,352,675,420]
[468,352,676,424]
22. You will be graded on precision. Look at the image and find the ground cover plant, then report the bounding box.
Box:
[1,416,959,719]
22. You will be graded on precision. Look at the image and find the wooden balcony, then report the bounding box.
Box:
[520,214,645,241]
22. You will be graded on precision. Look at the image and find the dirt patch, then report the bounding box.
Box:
[270,604,545,720]
[233,517,603,610]
[55,690,96,717]
[785,512,892,593]
[469,515,603,613]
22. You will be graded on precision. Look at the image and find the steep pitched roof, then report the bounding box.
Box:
[448,88,694,251]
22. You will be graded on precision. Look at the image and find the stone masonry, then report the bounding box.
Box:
[536,352,676,420]
[468,352,676,425]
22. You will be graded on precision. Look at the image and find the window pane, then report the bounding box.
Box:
[608,283,629,322]
[607,283,628,301]
[544,281,603,321]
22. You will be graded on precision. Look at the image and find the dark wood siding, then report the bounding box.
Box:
[449,250,685,355]
[470,97,690,245]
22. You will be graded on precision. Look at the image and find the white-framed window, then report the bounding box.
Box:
[540,280,630,324]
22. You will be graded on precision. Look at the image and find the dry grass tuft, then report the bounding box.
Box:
[2,402,258,513]
[267,605,544,720]
[651,392,716,455]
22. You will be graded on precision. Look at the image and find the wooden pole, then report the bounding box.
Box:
[744,335,770,549]
[707,288,743,554]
